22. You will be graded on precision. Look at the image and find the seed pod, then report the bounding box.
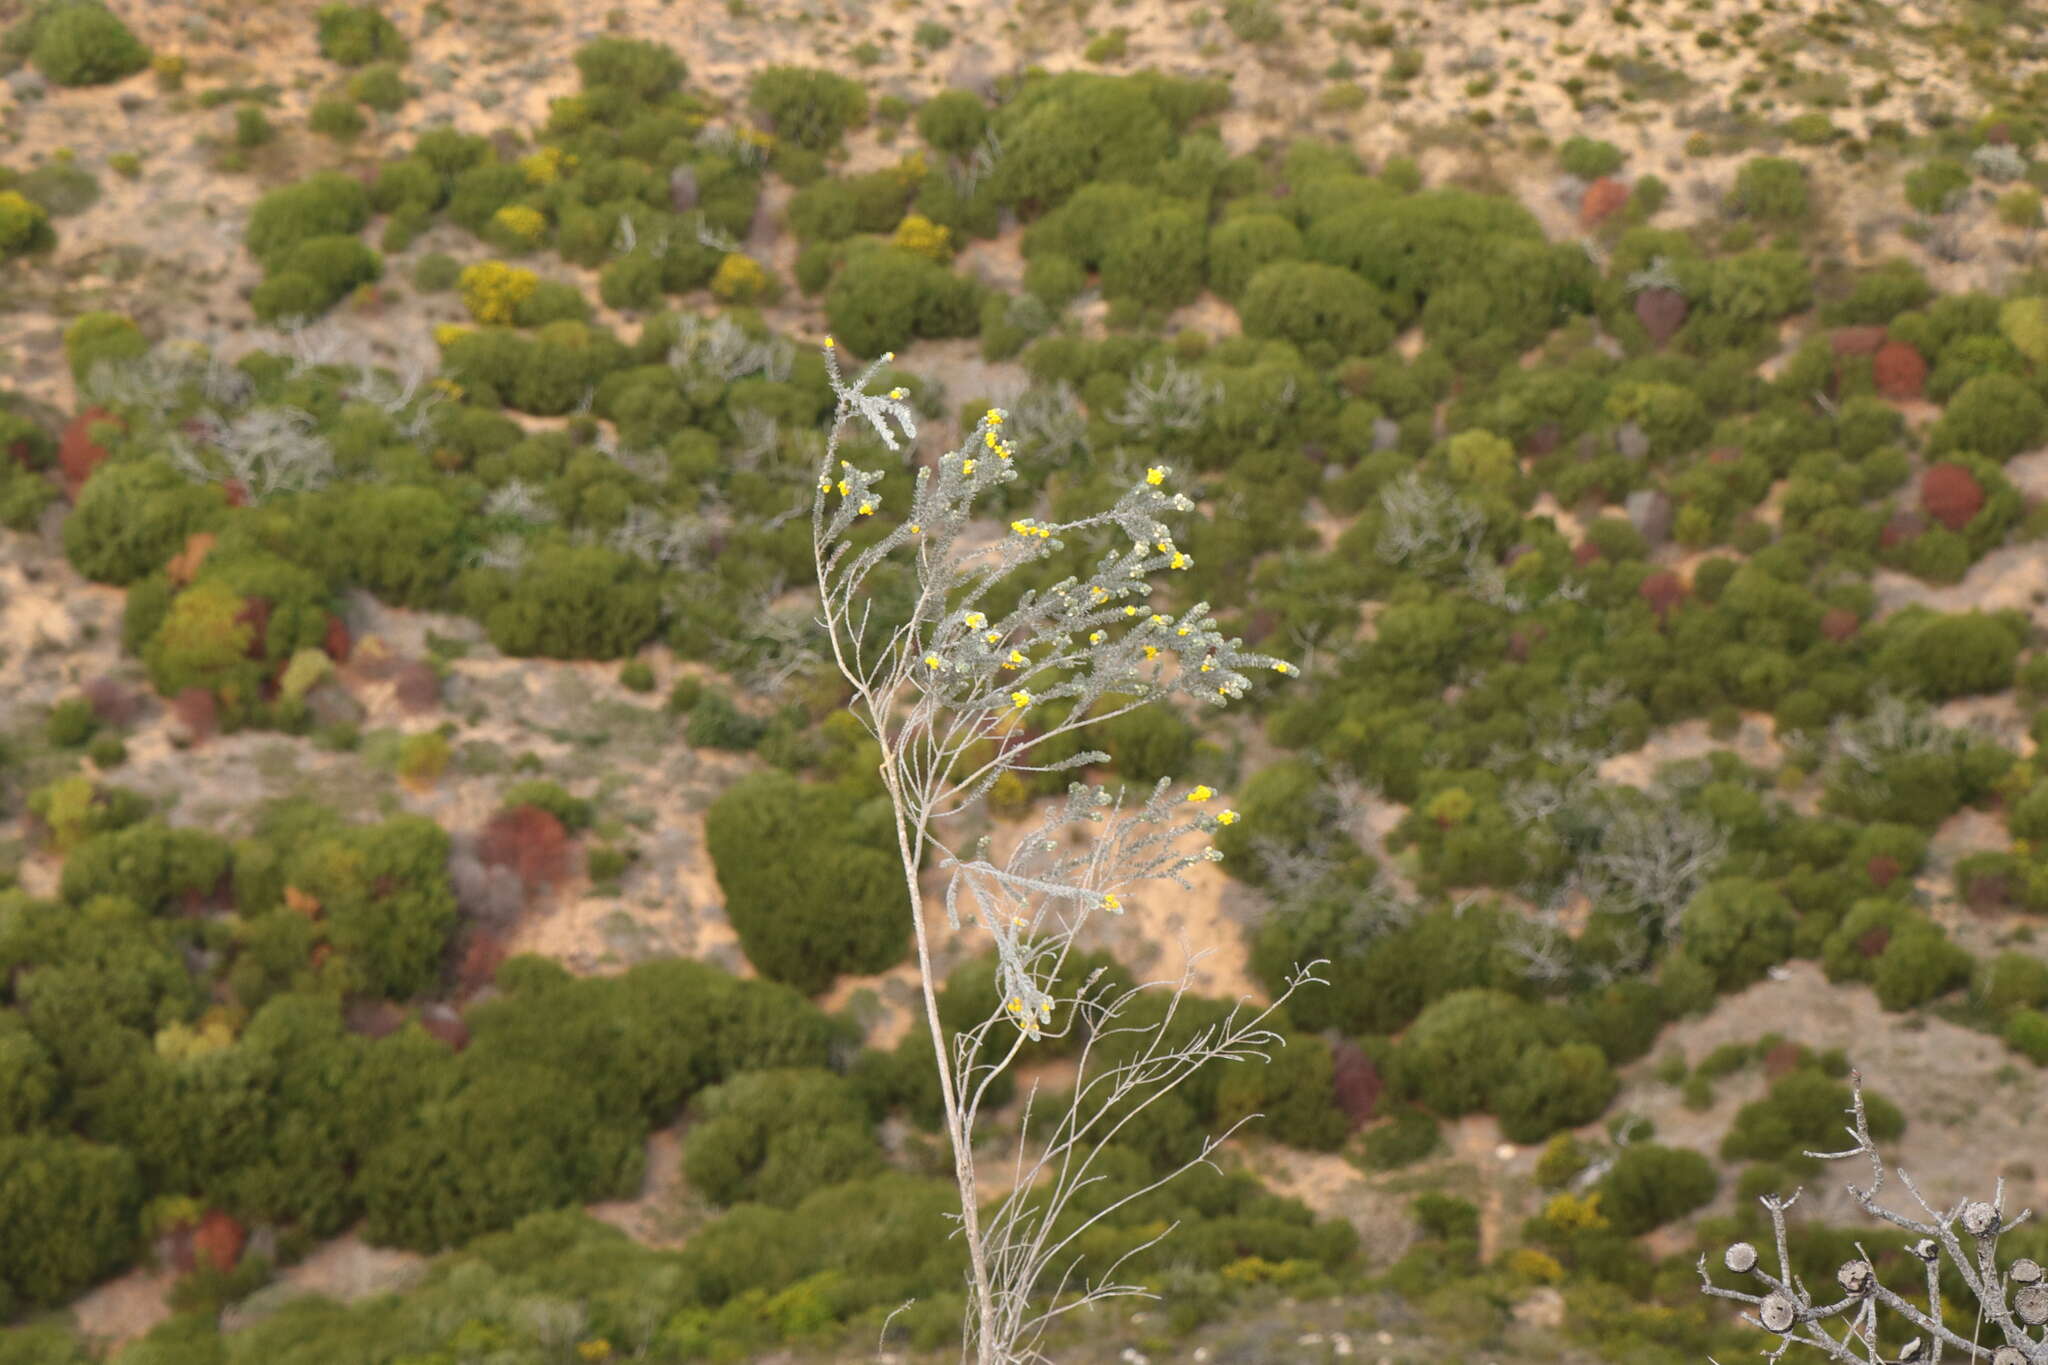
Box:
[1991,1347,2026,1365]
[1725,1242,1759,1274]
[2012,1258,2043,1284]
[1900,1342,1923,1363]
[1836,1259,1873,1296]
[1911,1238,1941,1261]
[2016,1283,2048,1326]
[1964,1202,2002,1236]
[1759,1291,1797,1333]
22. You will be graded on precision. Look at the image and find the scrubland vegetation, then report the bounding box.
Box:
[3,0,2048,1359]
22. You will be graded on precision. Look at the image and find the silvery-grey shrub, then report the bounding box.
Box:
[1701,1072,2044,1365]
[810,340,1326,1363]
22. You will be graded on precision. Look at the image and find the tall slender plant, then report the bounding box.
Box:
[810,340,1326,1363]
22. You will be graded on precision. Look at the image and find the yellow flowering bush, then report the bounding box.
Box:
[891,212,953,262]
[1542,1190,1609,1234]
[710,252,770,303]
[520,146,568,187]
[433,323,471,349]
[1506,1247,1567,1284]
[458,260,539,325]
[489,204,549,249]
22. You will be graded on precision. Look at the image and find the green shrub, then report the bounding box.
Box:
[1730,157,1809,223]
[823,245,982,359]
[1099,207,1206,309]
[253,235,382,322]
[460,541,664,659]
[1720,1069,1904,1169]
[315,3,408,66]
[0,1135,142,1313]
[1596,1143,1717,1236]
[683,1068,883,1208]
[1979,953,2048,1021]
[1873,608,2024,701]
[1928,372,2048,461]
[1904,158,1971,215]
[748,65,868,152]
[234,103,275,148]
[1238,260,1395,363]
[572,36,685,99]
[2007,1007,2048,1065]
[0,189,55,260]
[1559,136,1624,180]
[308,97,366,140]
[63,457,224,586]
[916,89,989,156]
[58,819,233,916]
[410,251,461,291]
[1678,877,1797,992]
[20,0,149,87]
[348,60,410,110]
[1363,1105,1442,1169]
[61,310,148,386]
[245,172,372,263]
[704,770,907,995]
[1204,213,1302,302]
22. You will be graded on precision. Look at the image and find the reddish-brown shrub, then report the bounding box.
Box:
[390,659,441,714]
[220,479,250,509]
[1579,177,1628,228]
[1635,287,1688,346]
[1520,422,1563,457]
[170,687,218,745]
[477,804,571,893]
[1920,462,1985,532]
[1966,874,2010,913]
[1866,855,1901,890]
[455,927,510,995]
[1873,341,1927,400]
[344,999,406,1039]
[1762,1040,1806,1081]
[323,613,353,663]
[1830,326,1888,357]
[1856,926,1891,959]
[1639,570,1687,619]
[193,1211,245,1274]
[82,675,140,726]
[233,596,272,660]
[1820,606,1861,643]
[58,408,123,497]
[1571,539,1603,567]
[1330,1039,1382,1130]
[1878,509,1927,550]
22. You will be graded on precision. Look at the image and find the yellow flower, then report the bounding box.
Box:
[1157,540,1172,553]
[1187,785,1214,802]
[962,459,976,475]
[1012,520,1031,535]
[909,523,921,533]
[1011,689,1032,709]
[1144,645,1159,660]
[1273,661,1290,672]
[1152,614,1170,625]
[925,654,943,669]
[1200,660,1214,672]
[1125,605,1139,616]
[1176,626,1190,636]
[1146,466,1166,485]
[987,411,1003,425]
[985,631,1001,645]
[1038,1000,1052,1020]
[1008,997,1023,1014]
[1005,649,1026,668]
[1092,586,1109,600]
[888,387,906,399]
[986,431,1001,450]
[1170,553,1187,570]
[835,480,849,497]
[965,612,986,628]
[1218,810,1240,825]
[857,501,875,515]
[818,476,832,492]
[824,336,836,348]
[1103,893,1121,911]
[1089,630,1105,644]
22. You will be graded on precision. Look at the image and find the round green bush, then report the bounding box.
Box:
[1677,877,1798,992]
[572,36,686,100]
[0,189,56,261]
[1928,372,2048,461]
[24,0,149,87]
[1558,136,1624,180]
[916,89,990,156]
[245,172,372,263]
[2006,1007,2048,1065]
[1238,260,1396,364]
[823,245,982,360]
[0,1135,142,1313]
[1730,157,1809,223]
[1596,1143,1717,1236]
[462,541,664,659]
[1874,608,2024,701]
[1904,158,1971,215]
[63,458,224,586]
[682,1068,884,1209]
[1099,206,1206,309]
[1204,213,1302,303]
[348,60,411,110]
[703,770,907,995]
[748,64,868,152]
[61,309,148,386]
[308,97,367,141]
[315,3,409,67]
